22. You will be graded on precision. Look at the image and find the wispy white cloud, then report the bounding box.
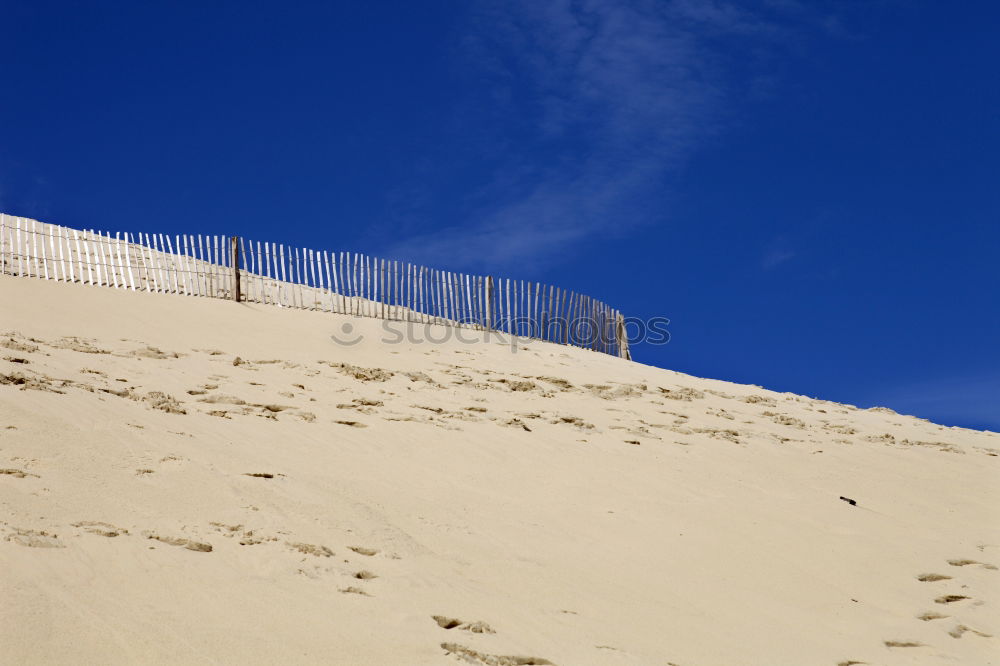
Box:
[381,0,832,269]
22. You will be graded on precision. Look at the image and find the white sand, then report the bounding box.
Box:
[1,275,998,665]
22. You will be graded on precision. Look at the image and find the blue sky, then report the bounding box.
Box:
[2,1,998,430]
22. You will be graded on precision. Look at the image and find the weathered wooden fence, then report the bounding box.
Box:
[0,214,631,359]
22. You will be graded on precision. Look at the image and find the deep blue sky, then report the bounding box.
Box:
[2,1,998,430]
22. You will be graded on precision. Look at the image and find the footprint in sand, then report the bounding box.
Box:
[440,643,552,665]
[948,558,998,570]
[432,616,495,634]
[917,612,949,621]
[0,468,39,478]
[287,542,334,558]
[948,624,993,639]
[5,527,64,548]
[72,521,129,537]
[210,522,276,546]
[348,546,379,557]
[143,531,212,552]
[334,419,368,428]
[934,594,971,604]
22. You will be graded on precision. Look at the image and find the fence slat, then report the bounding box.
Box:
[95,230,105,286]
[150,234,161,290]
[26,220,34,277]
[439,271,447,323]
[294,247,302,307]
[149,234,159,291]
[113,232,124,289]
[462,274,471,328]
[111,231,122,288]
[95,230,108,287]
[115,232,135,291]
[178,235,189,295]
[336,251,343,313]
[49,224,60,281]
[341,251,349,314]
[195,234,204,296]
[156,233,168,292]
[213,235,221,297]
[162,234,171,293]
[25,219,33,277]
[352,253,359,315]
[12,218,19,276]
[399,261,413,321]
[59,226,70,283]
[447,272,456,325]
[308,248,316,295]
[140,233,154,292]
[178,234,188,295]
[260,240,268,304]
[526,279,533,338]
[73,229,82,284]
[136,233,145,290]
[162,235,174,292]
[60,224,70,283]
[437,270,444,324]
[418,266,426,322]
[322,250,332,311]
[357,253,363,315]
[427,269,435,323]
[172,234,183,294]
[409,264,416,321]
[329,251,338,313]
[184,234,196,296]
[192,235,203,296]
[49,223,57,281]
[43,222,54,280]
[441,269,449,324]
[83,229,101,286]
[375,259,392,319]
[169,234,181,294]
[31,220,40,279]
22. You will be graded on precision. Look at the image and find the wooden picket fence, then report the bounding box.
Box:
[0,214,631,359]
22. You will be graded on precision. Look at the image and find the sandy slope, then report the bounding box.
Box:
[1,275,998,666]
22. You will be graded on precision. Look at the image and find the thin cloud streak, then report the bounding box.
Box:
[383,0,727,267]
[380,0,840,270]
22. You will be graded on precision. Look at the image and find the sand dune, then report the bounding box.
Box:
[1,275,998,665]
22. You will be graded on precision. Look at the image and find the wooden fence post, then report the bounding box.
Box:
[616,312,631,361]
[485,276,494,331]
[230,236,241,302]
